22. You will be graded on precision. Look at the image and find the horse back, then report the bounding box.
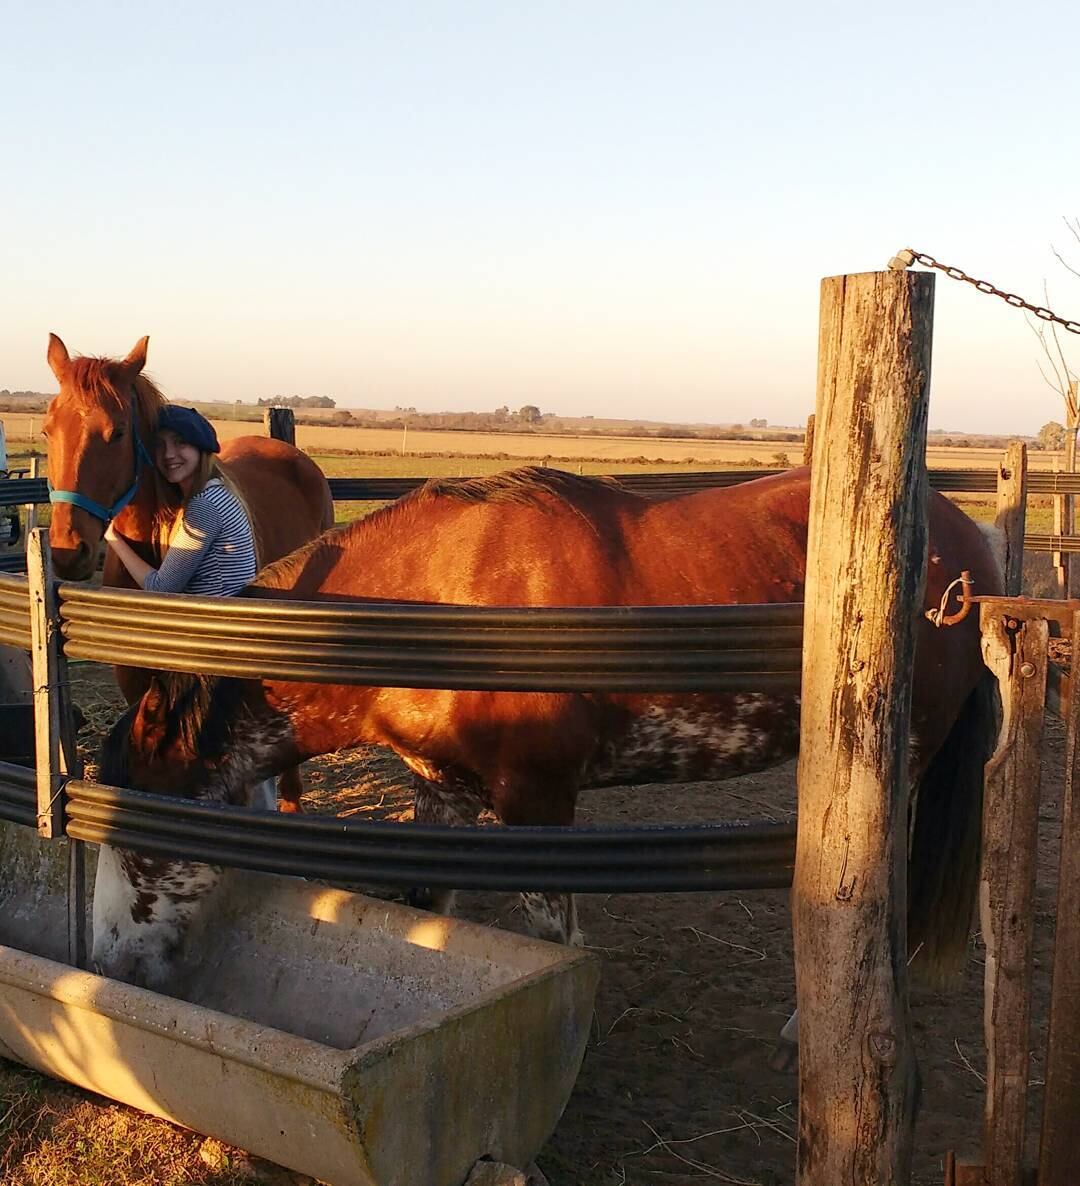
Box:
[219,436,334,564]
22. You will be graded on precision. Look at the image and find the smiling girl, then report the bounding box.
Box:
[105,405,258,596]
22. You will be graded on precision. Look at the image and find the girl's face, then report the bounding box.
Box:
[155,430,201,491]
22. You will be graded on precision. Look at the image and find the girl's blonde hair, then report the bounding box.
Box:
[152,454,263,567]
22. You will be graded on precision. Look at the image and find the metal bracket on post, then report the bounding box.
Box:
[27,527,86,966]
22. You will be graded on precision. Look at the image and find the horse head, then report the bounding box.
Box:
[93,674,278,989]
[44,333,159,580]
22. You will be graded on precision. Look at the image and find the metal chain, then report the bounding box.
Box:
[888,248,1080,335]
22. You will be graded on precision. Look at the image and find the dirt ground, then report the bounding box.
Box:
[0,659,1064,1186]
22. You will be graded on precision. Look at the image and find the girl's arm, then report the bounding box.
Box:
[103,524,155,587]
[105,499,221,594]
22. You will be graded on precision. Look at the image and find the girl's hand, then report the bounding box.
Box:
[104,521,121,546]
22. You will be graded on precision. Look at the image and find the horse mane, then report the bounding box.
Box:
[250,467,636,595]
[98,672,243,796]
[417,466,628,506]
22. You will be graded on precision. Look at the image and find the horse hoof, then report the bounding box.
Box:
[768,1038,799,1075]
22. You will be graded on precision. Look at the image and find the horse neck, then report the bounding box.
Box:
[111,476,166,560]
[111,377,170,555]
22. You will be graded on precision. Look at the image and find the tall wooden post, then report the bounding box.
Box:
[27,528,86,966]
[1038,609,1080,1185]
[263,406,296,445]
[794,270,932,1185]
[979,611,1047,1186]
[30,529,66,840]
[995,442,1027,598]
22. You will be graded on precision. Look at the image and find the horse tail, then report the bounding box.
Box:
[907,667,1000,983]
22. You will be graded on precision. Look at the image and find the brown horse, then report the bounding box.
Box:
[44,333,334,809]
[96,466,1000,991]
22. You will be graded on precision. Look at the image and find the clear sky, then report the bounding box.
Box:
[3,1,1079,433]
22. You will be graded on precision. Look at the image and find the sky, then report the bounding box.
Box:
[2,1,1079,434]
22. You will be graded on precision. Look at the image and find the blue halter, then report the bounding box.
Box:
[49,428,155,524]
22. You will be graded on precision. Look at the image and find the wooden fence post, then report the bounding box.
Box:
[995,442,1027,598]
[28,527,86,966]
[25,455,41,533]
[979,610,1047,1186]
[802,414,815,466]
[1038,607,1080,1185]
[794,269,931,1185]
[263,407,296,445]
[1052,456,1067,598]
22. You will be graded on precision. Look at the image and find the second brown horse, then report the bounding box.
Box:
[95,467,1001,990]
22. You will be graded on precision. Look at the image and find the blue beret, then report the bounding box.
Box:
[157,405,220,454]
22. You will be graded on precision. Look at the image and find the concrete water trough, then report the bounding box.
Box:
[0,821,599,1186]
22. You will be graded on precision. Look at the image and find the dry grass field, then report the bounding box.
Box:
[0,410,1059,471]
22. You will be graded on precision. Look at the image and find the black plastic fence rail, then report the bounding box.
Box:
[57,583,804,691]
[5,467,1078,512]
[60,779,796,892]
[0,760,36,828]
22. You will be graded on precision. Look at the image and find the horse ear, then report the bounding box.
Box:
[122,336,149,376]
[140,676,167,722]
[47,333,70,381]
[131,677,170,755]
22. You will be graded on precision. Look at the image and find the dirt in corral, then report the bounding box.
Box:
[0,661,1064,1186]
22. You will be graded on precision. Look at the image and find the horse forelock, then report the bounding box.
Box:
[56,356,165,436]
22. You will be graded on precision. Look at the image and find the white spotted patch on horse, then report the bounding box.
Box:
[92,715,291,987]
[92,846,223,991]
[588,695,800,786]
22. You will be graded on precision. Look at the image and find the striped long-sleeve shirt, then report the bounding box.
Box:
[143,479,257,597]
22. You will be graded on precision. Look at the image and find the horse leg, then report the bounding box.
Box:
[492,773,582,947]
[520,890,583,947]
[277,764,304,814]
[768,1009,800,1073]
[407,770,484,916]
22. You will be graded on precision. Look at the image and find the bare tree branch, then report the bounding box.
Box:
[1029,313,1067,392]
[1050,245,1080,281]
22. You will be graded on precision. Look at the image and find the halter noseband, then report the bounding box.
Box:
[48,420,155,524]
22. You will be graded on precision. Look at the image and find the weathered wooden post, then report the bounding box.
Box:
[1038,607,1080,1186]
[977,608,1046,1186]
[794,269,932,1185]
[28,528,86,966]
[1051,456,1067,598]
[263,406,296,445]
[995,442,1027,598]
[802,414,815,466]
[25,454,42,533]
